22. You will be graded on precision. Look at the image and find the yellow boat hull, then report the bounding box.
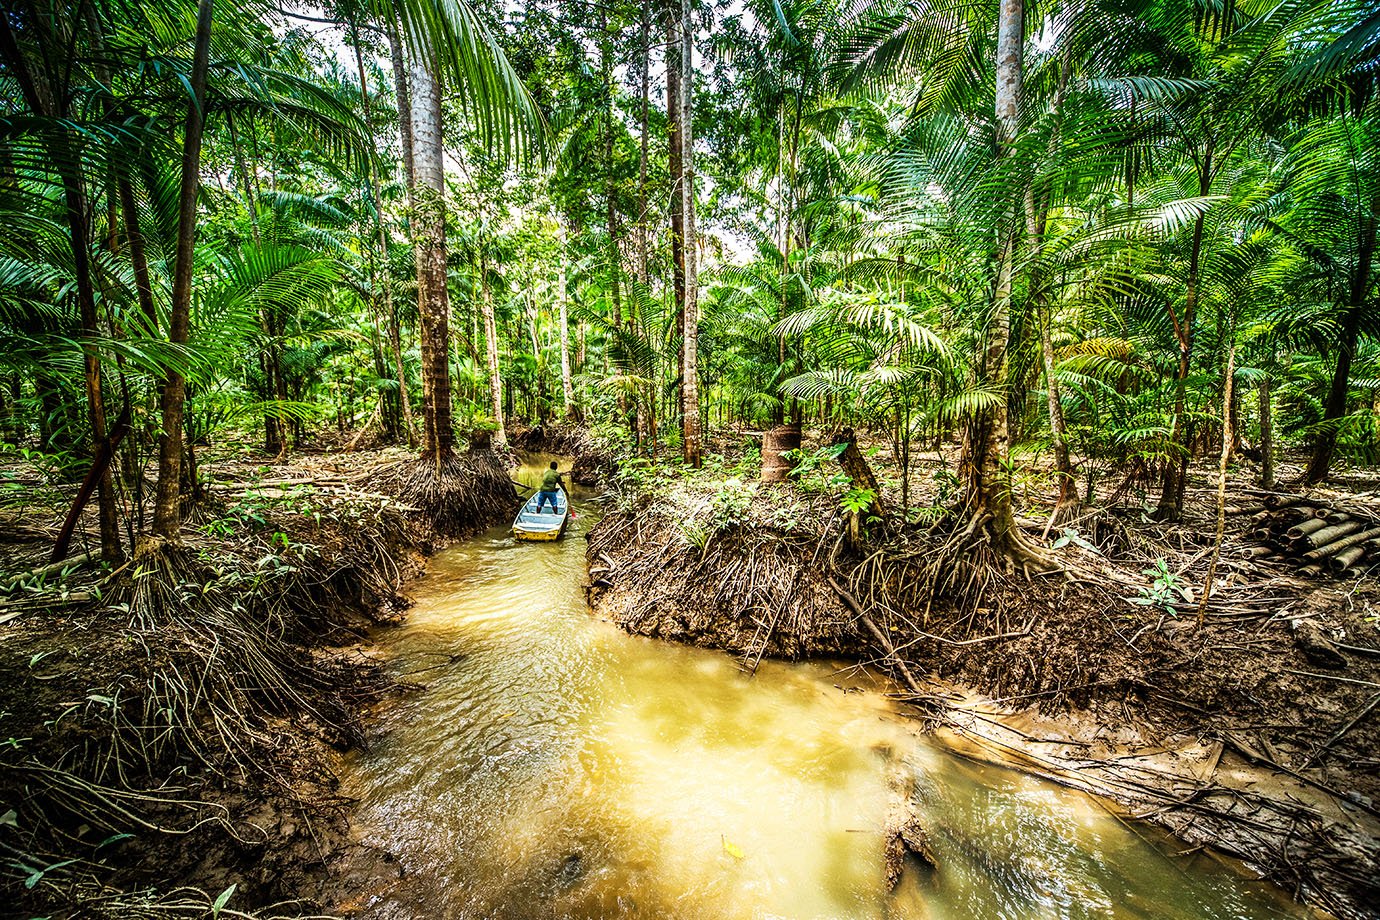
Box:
[514,527,562,541]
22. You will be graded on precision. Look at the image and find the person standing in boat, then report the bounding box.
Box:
[535,461,565,513]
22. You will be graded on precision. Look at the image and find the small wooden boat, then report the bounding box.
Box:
[513,490,569,541]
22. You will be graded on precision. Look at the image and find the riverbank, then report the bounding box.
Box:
[584,438,1380,920]
[0,445,518,918]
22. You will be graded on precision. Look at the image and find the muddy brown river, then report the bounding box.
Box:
[340,466,1312,919]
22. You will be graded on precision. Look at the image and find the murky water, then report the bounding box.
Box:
[340,464,1310,920]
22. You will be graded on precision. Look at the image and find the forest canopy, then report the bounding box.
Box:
[1,0,1377,558]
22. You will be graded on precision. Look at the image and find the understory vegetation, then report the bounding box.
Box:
[2,0,1379,915]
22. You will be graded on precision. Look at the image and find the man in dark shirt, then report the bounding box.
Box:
[536,461,564,513]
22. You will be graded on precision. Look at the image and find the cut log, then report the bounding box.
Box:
[1264,495,1313,510]
[1329,544,1369,574]
[1304,527,1380,561]
[1285,518,1329,541]
[1298,520,1364,550]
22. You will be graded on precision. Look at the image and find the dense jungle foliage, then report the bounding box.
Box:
[1,0,1377,557]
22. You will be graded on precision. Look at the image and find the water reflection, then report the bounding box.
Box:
[339,466,1310,920]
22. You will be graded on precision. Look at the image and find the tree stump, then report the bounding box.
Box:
[761,423,801,483]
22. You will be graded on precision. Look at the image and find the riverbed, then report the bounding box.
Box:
[339,471,1311,919]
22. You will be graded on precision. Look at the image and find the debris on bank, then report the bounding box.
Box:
[365,447,520,538]
[1241,490,1380,577]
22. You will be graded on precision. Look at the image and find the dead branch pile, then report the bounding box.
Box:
[1238,491,1380,576]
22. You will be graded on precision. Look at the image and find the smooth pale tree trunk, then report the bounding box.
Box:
[964,0,1027,551]
[153,0,214,539]
[679,0,701,468]
[1024,61,1077,521]
[1305,214,1374,485]
[408,56,454,464]
[1197,341,1235,625]
[1258,375,1274,490]
[1026,198,1077,517]
[481,253,506,446]
[557,226,576,418]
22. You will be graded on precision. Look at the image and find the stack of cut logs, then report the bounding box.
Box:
[1240,494,1380,576]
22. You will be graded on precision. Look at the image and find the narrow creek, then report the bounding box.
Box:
[339,463,1312,920]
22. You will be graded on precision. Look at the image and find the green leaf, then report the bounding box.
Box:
[212,883,237,916]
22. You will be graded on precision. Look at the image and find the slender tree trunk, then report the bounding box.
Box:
[679,0,701,468]
[1259,375,1274,490]
[65,169,120,559]
[0,13,121,558]
[1026,199,1077,515]
[481,253,506,446]
[152,0,213,540]
[964,0,1027,551]
[1156,151,1212,521]
[557,226,576,418]
[666,11,685,425]
[636,6,651,285]
[1305,215,1374,485]
[387,17,416,191]
[408,57,454,465]
[388,14,422,449]
[1197,340,1235,625]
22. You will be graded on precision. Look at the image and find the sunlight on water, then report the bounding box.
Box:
[339,463,1311,920]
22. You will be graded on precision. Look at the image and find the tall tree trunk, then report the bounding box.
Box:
[1258,374,1274,490]
[636,6,651,285]
[387,16,416,192]
[152,0,213,540]
[387,13,421,449]
[481,253,506,446]
[1304,215,1374,485]
[408,57,454,465]
[666,11,685,425]
[964,0,1026,551]
[557,226,576,418]
[1026,198,1077,516]
[678,0,701,468]
[0,12,121,558]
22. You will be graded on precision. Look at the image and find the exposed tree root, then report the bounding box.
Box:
[1,487,419,918]
[366,452,519,537]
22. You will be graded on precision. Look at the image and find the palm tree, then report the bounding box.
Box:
[1284,112,1380,483]
[675,0,702,467]
[384,0,542,463]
